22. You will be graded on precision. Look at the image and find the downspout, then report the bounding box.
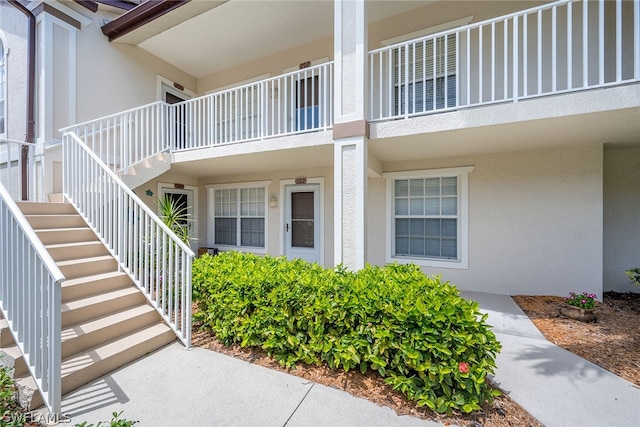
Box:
[8,0,36,201]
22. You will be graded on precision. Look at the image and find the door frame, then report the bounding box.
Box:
[279,177,324,266]
[157,182,199,250]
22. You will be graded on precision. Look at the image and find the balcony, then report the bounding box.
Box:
[63,0,640,175]
[369,0,640,122]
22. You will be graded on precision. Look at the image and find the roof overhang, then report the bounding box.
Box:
[101,0,226,43]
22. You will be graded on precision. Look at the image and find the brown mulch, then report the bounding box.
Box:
[192,303,542,427]
[512,291,640,386]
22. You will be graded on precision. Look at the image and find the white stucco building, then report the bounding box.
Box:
[2,0,640,298]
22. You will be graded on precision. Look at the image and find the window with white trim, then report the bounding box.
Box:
[393,33,457,115]
[385,167,473,269]
[209,184,267,249]
[0,37,6,136]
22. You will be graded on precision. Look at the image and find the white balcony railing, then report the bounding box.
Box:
[369,0,640,121]
[171,62,333,151]
[0,175,63,413]
[61,102,171,175]
[62,132,194,347]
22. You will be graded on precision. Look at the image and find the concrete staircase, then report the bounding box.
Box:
[119,152,172,189]
[0,201,176,409]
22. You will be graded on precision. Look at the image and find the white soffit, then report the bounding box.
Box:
[136,0,429,79]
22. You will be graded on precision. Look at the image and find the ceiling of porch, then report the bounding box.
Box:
[114,0,432,79]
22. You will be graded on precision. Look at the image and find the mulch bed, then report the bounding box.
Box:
[512,291,640,386]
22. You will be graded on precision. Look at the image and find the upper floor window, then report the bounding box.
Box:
[394,33,457,115]
[0,37,6,136]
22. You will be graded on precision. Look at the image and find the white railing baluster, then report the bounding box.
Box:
[567,2,573,90]
[62,132,194,347]
[616,0,622,82]
[636,0,640,80]
[599,0,605,85]
[552,6,557,92]
[0,179,63,413]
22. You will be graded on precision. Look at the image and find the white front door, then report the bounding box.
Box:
[285,184,321,264]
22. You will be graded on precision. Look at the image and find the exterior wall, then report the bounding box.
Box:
[603,145,640,293]
[197,36,332,93]
[0,3,29,141]
[142,167,335,265]
[75,7,197,125]
[368,145,604,297]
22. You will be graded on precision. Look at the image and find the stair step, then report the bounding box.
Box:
[62,271,132,301]
[16,201,74,215]
[57,255,118,279]
[15,373,42,410]
[61,323,175,394]
[36,227,97,245]
[25,214,87,230]
[46,241,109,262]
[62,286,145,327]
[62,304,159,358]
[48,193,65,203]
[0,345,29,377]
[0,318,14,348]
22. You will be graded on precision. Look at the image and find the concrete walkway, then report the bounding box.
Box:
[51,292,640,426]
[463,291,640,427]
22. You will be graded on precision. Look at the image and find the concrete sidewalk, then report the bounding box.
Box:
[56,342,436,426]
[463,291,640,427]
[51,292,640,426]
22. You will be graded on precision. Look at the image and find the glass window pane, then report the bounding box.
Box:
[442,238,457,258]
[396,236,409,255]
[409,218,424,236]
[425,198,440,215]
[442,177,457,196]
[426,219,440,237]
[395,198,408,215]
[215,218,237,245]
[409,179,424,196]
[426,178,440,196]
[396,218,409,235]
[441,197,457,215]
[409,198,423,215]
[292,220,314,248]
[442,219,457,238]
[395,179,408,197]
[409,237,425,256]
[425,238,440,256]
[292,192,314,219]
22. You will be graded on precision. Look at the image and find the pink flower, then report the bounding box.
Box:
[458,362,469,374]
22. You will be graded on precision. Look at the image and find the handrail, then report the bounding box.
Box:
[0,181,63,413]
[63,131,194,347]
[59,101,167,132]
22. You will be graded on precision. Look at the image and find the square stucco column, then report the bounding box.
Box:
[333,0,368,269]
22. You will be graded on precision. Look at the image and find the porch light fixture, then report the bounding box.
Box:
[269,196,278,208]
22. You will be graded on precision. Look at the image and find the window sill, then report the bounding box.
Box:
[387,255,468,270]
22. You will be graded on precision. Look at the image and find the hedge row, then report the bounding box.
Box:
[192,252,501,414]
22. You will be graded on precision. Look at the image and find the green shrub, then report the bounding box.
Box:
[193,252,501,414]
[625,268,640,289]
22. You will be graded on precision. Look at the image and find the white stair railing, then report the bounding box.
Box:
[62,132,194,347]
[370,0,640,121]
[0,182,63,413]
[171,62,334,151]
[60,102,170,175]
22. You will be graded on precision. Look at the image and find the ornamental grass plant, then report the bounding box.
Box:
[193,252,501,414]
